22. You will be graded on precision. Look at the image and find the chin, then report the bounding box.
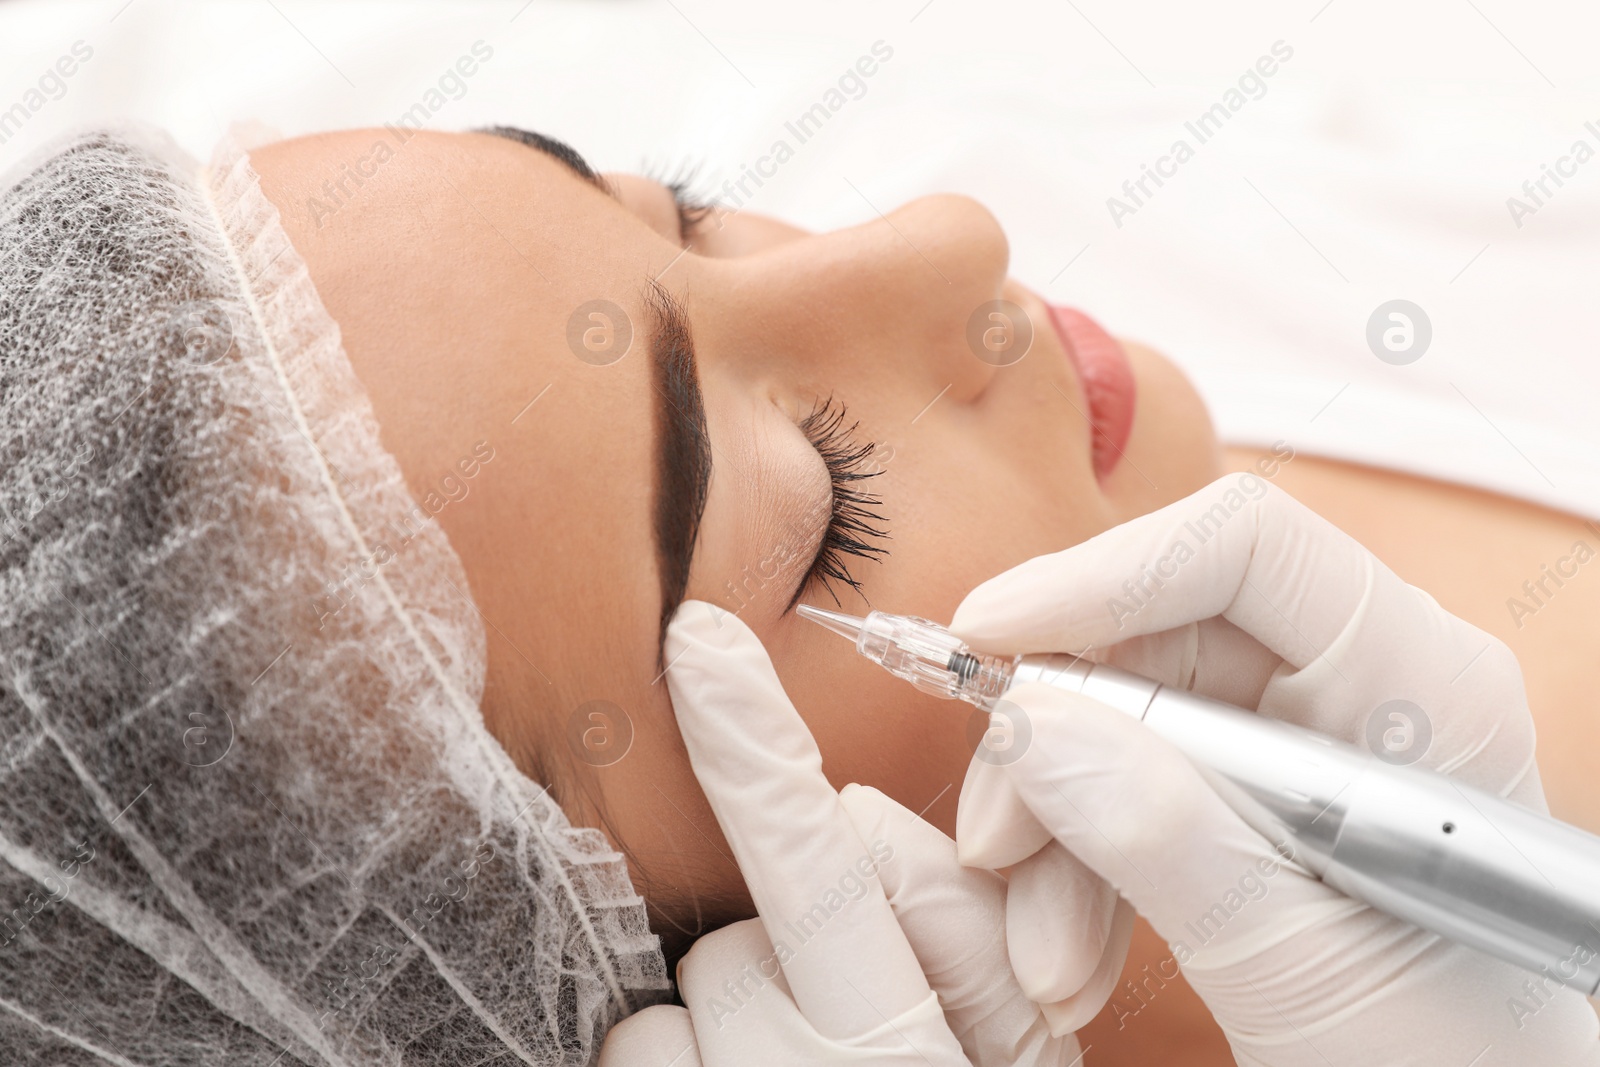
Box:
[1110,340,1224,518]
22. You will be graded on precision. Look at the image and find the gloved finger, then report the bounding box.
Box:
[950,474,1337,671]
[680,919,966,1065]
[1038,901,1136,1038]
[1252,585,1540,803]
[993,681,1349,951]
[676,920,806,1053]
[665,601,958,1047]
[958,752,1133,1035]
[992,683,1600,1067]
[837,784,1084,1064]
[956,730,1052,868]
[952,475,1536,798]
[1005,842,1134,1033]
[598,1005,704,1067]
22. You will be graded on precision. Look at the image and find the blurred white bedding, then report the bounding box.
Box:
[4,0,1598,517]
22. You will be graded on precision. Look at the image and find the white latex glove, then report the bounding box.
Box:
[952,473,1600,1065]
[599,602,1082,1067]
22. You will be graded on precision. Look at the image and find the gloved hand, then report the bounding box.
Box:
[598,601,1083,1066]
[952,473,1600,1065]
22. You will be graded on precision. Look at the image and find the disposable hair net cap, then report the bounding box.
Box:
[0,125,668,1065]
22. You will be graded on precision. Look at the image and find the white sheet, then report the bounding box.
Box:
[6,0,1598,517]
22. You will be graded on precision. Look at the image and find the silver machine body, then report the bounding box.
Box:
[1011,653,1600,995]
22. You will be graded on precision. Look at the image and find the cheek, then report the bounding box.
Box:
[771,623,971,838]
[863,425,1120,615]
[746,353,1216,837]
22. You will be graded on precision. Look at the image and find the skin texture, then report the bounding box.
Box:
[250,129,1600,1066]
[249,126,1218,929]
[252,127,1225,1061]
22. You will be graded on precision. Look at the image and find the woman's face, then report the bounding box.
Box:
[253,128,1220,937]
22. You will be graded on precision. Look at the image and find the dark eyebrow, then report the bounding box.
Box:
[646,281,712,664]
[485,126,708,661]
[478,125,614,196]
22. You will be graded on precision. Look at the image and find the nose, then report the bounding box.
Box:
[705,193,1012,401]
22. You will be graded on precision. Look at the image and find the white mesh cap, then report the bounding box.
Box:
[0,125,668,1065]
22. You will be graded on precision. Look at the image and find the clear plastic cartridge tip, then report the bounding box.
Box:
[796,604,1016,710]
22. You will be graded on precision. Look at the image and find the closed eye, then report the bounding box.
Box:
[644,160,716,247]
[668,183,715,246]
[789,398,890,610]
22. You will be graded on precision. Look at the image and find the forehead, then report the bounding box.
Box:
[251,128,679,698]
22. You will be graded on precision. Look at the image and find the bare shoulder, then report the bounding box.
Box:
[1226,446,1600,831]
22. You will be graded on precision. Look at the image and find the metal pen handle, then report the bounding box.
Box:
[1013,653,1600,995]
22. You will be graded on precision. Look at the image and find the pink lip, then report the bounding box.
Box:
[1047,305,1136,483]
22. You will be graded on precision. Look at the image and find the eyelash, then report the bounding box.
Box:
[668,182,716,244]
[642,164,886,604]
[794,398,890,607]
[644,160,715,244]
